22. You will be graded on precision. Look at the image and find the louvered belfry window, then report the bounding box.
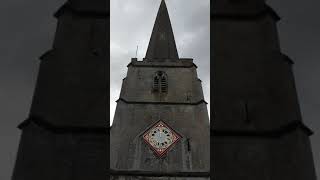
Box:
[153,76,160,92]
[153,71,167,93]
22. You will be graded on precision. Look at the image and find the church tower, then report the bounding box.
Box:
[212,0,317,179]
[12,0,108,179]
[110,0,210,179]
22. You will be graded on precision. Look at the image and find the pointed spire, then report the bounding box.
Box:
[145,0,179,60]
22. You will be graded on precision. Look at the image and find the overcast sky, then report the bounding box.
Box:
[0,0,319,179]
[110,0,211,126]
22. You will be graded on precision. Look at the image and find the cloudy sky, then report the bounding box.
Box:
[110,0,211,126]
[0,0,319,179]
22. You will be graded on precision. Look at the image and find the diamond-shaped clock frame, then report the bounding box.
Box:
[142,120,182,157]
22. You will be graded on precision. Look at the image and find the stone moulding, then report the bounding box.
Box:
[127,58,197,68]
[281,53,295,65]
[17,116,108,134]
[116,98,208,105]
[108,169,210,178]
[127,63,198,69]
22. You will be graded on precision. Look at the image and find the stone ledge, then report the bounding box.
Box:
[108,169,210,177]
[127,58,197,68]
[281,53,295,65]
[116,98,208,105]
[18,116,108,134]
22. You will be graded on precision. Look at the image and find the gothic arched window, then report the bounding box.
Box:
[153,71,168,93]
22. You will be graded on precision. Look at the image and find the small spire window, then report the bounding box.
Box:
[153,71,168,93]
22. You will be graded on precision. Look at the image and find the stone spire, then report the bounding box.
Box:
[110,1,209,179]
[145,0,179,60]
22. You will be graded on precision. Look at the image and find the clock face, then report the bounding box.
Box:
[143,121,181,157]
